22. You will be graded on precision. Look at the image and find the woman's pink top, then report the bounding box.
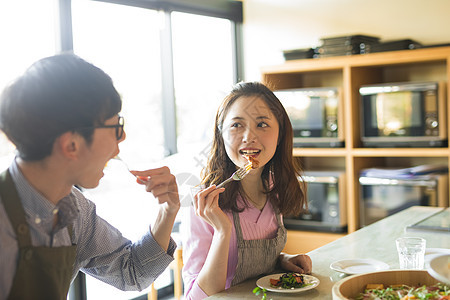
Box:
[181,194,280,300]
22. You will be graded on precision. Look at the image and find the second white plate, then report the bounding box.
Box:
[330,259,390,275]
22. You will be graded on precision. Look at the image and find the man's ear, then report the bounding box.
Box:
[55,132,81,160]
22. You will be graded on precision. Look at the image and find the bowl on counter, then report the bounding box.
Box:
[332,270,439,300]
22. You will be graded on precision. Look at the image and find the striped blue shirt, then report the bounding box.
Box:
[0,159,176,300]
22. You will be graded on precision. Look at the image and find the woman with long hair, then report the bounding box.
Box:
[182,81,311,299]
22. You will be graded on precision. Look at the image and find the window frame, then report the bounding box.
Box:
[92,0,243,22]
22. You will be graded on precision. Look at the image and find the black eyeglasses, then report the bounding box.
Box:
[77,116,125,141]
[96,115,125,140]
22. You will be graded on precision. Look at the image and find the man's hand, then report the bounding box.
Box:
[131,166,180,251]
[132,166,180,214]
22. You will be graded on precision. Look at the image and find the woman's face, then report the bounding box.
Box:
[221,96,279,170]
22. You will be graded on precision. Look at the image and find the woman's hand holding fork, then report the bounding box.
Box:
[193,185,231,234]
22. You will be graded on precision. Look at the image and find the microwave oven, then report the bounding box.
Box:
[359,173,449,227]
[284,171,347,233]
[274,87,344,147]
[359,81,447,147]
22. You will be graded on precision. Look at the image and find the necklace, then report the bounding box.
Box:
[246,193,267,211]
[241,178,267,210]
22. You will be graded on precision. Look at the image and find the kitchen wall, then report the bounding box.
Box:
[242,0,450,80]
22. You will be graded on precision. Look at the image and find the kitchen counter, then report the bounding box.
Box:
[207,206,450,299]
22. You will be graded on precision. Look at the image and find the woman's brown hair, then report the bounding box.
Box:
[201,81,307,216]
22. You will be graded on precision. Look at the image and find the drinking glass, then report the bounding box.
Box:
[395,237,426,269]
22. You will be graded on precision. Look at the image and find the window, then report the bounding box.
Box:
[71,2,168,299]
[172,12,235,155]
[72,0,165,166]
[0,0,58,170]
[71,0,242,299]
[0,0,242,299]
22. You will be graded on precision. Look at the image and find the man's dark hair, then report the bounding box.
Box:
[0,53,122,161]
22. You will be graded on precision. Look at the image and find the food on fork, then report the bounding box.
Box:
[243,153,259,169]
[244,163,252,172]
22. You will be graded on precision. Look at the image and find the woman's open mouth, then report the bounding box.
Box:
[239,149,260,157]
[239,149,261,168]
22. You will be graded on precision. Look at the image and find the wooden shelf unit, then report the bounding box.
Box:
[262,47,450,244]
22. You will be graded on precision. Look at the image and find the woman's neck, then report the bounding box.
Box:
[241,171,267,210]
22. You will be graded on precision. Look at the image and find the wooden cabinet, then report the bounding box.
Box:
[262,46,450,249]
[282,231,346,254]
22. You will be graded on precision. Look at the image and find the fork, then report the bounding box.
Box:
[216,163,252,188]
[113,155,147,183]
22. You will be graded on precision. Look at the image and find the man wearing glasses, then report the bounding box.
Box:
[0,54,180,299]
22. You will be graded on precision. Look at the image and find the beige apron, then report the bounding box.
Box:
[0,170,76,300]
[230,204,287,286]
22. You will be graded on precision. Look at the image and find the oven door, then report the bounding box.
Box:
[359,81,444,147]
[359,177,438,227]
[284,173,347,233]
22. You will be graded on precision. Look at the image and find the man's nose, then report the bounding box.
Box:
[119,130,127,143]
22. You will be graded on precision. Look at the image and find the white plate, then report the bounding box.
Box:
[256,273,320,293]
[426,254,450,285]
[425,248,450,263]
[330,259,390,275]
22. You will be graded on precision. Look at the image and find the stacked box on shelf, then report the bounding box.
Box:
[283,48,315,60]
[370,39,422,53]
[315,34,380,58]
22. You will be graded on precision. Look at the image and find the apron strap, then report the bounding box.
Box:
[0,170,33,247]
[232,211,244,241]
